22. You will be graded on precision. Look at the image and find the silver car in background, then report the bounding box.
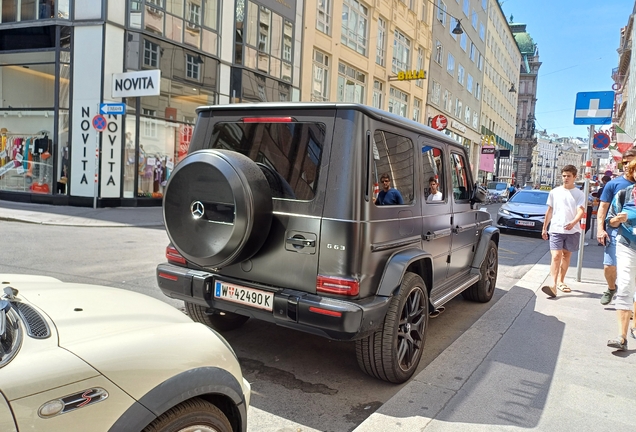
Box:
[496,190,550,234]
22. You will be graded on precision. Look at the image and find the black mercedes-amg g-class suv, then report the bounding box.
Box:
[157,103,498,383]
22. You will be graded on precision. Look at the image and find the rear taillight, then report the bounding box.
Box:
[166,245,187,265]
[316,275,359,296]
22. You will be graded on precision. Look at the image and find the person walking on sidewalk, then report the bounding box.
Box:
[541,165,586,298]
[605,159,636,351]
[596,149,636,305]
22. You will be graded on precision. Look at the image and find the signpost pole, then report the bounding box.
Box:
[576,126,594,282]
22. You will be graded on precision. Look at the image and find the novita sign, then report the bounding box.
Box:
[112,70,161,98]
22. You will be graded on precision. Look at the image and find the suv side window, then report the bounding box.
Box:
[372,130,414,205]
[421,146,445,203]
[450,152,470,201]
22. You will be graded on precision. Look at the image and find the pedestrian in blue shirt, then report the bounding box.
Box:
[376,173,404,205]
[605,159,636,351]
[596,149,636,305]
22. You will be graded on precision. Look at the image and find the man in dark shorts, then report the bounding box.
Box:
[541,165,586,297]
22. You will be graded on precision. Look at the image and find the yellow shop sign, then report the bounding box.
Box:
[397,69,426,81]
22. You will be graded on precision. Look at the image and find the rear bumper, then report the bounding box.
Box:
[157,263,390,341]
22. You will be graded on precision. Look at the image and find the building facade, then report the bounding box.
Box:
[0,0,303,206]
[510,20,540,188]
[425,0,486,179]
[614,2,635,138]
[302,0,433,126]
[479,1,520,184]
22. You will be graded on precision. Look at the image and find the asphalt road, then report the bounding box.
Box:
[0,203,551,432]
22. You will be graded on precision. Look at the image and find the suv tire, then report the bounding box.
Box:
[462,240,498,302]
[164,150,273,268]
[142,397,232,432]
[186,302,249,332]
[356,272,428,383]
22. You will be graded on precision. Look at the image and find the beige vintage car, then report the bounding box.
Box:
[0,274,250,432]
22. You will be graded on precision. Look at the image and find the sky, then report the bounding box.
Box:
[500,0,632,139]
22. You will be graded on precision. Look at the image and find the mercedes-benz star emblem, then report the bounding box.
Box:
[191,201,205,219]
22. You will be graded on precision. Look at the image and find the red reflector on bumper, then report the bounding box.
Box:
[308,306,342,317]
[158,273,178,281]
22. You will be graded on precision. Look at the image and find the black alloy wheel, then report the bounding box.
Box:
[356,272,429,383]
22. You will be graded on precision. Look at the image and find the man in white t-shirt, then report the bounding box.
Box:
[427,177,443,203]
[540,165,586,297]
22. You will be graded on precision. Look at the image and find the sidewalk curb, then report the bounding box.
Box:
[353,251,552,431]
[0,215,164,227]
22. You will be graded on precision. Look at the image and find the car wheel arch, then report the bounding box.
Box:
[108,367,246,432]
[376,249,433,298]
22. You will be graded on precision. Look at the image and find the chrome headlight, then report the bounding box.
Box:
[500,209,510,215]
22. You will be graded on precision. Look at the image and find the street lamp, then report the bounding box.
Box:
[537,154,544,185]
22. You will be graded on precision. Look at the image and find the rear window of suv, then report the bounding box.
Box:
[207,122,325,201]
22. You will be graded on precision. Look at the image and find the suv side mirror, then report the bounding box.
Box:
[471,183,487,204]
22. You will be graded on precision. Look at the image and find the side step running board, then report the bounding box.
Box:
[431,274,480,309]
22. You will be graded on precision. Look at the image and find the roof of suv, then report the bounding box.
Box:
[196,102,466,152]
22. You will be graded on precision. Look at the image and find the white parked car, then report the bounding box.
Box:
[0,274,250,432]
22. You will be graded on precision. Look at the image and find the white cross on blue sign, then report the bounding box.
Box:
[573,91,614,125]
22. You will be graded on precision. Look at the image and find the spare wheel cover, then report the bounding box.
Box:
[163,149,273,268]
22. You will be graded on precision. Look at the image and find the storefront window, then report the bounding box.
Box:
[0,0,60,21]
[57,0,69,19]
[57,110,69,194]
[124,102,137,198]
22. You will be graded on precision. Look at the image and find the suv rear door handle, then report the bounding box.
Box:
[286,237,316,247]
[424,228,452,241]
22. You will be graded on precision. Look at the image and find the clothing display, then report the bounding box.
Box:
[0,131,53,194]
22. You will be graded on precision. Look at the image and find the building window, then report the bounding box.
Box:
[413,98,422,123]
[143,39,160,67]
[337,62,366,103]
[341,0,368,56]
[447,53,455,75]
[377,17,386,66]
[317,0,331,35]
[431,81,441,106]
[479,22,485,40]
[475,82,481,100]
[373,80,384,109]
[416,47,424,87]
[389,87,408,118]
[436,0,447,26]
[467,74,473,93]
[312,50,330,101]
[421,1,427,21]
[460,33,467,51]
[392,29,411,74]
[457,64,464,85]
[471,9,478,29]
[434,40,443,65]
[449,16,458,40]
[188,2,201,25]
[463,0,469,16]
[465,105,471,123]
[444,90,453,113]
[143,109,157,138]
[478,53,484,71]
[186,54,200,80]
[455,98,462,118]
[473,112,479,128]
[470,43,476,62]
[482,0,488,10]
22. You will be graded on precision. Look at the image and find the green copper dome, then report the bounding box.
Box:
[510,22,537,55]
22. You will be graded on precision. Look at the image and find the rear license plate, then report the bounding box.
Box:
[214,281,274,311]
[515,220,534,227]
